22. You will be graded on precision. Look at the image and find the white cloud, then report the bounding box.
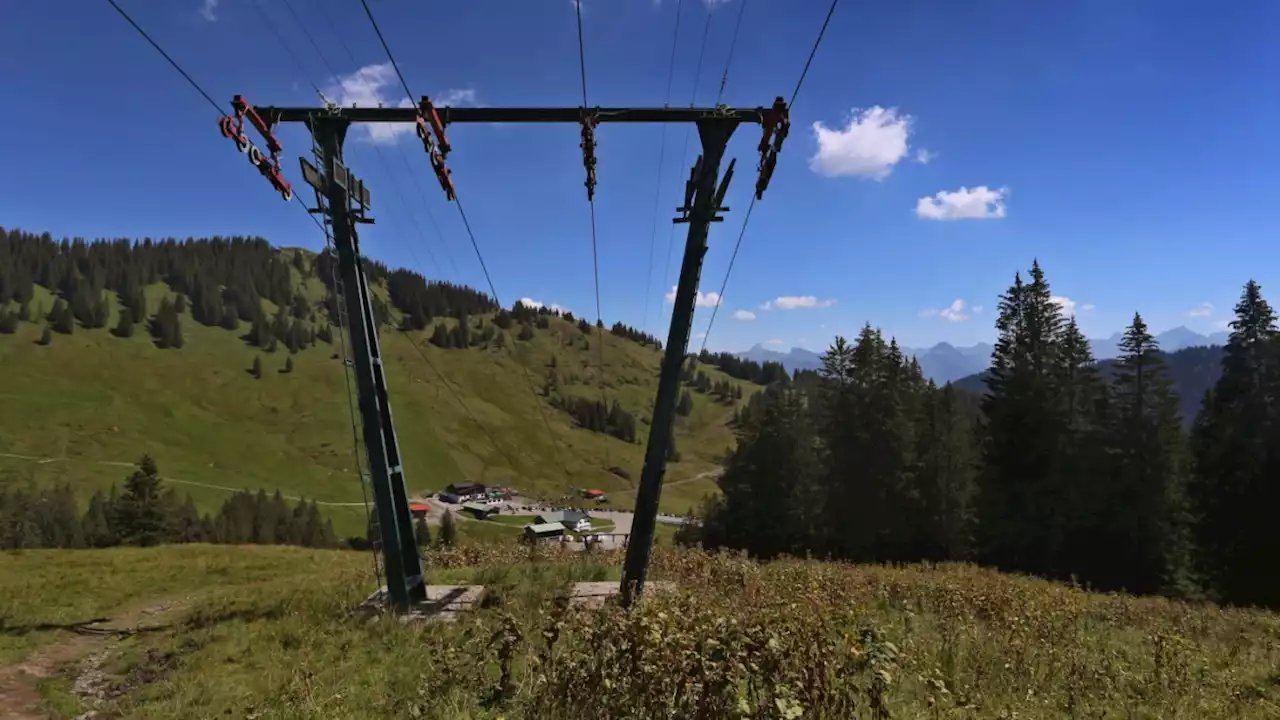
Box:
[915,148,937,164]
[916,186,1008,220]
[199,0,218,22]
[1051,296,1077,316]
[702,0,734,7]
[324,64,478,145]
[1081,303,1096,313]
[809,106,912,180]
[664,286,721,308]
[920,299,970,322]
[759,296,837,311]
[1187,302,1213,318]
[764,339,786,347]
[972,305,984,314]
[940,299,969,322]
[732,309,756,321]
[517,297,571,314]
[1213,318,1232,331]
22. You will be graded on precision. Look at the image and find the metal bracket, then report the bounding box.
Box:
[580,108,599,201]
[754,96,789,200]
[219,95,294,202]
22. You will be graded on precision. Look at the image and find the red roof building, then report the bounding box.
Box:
[409,503,431,518]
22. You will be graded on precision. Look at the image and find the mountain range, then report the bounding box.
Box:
[739,327,1232,385]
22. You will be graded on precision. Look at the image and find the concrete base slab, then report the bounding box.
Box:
[360,585,487,623]
[567,581,676,608]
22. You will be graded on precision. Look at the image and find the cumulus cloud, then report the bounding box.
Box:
[732,309,756,321]
[940,299,969,322]
[664,286,721,308]
[517,297,571,314]
[915,148,937,164]
[1051,296,1077,316]
[916,186,1008,220]
[972,305,984,314]
[809,106,912,180]
[920,299,970,322]
[1081,303,1096,313]
[764,339,786,347]
[199,0,218,22]
[1187,302,1213,318]
[323,64,477,144]
[759,296,837,311]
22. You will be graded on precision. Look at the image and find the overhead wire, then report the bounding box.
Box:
[639,0,684,337]
[273,0,524,475]
[575,0,615,474]
[698,0,841,355]
[358,0,578,486]
[103,0,377,583]
[658,10,713,335]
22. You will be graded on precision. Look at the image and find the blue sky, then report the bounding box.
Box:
[3,0,1279,353]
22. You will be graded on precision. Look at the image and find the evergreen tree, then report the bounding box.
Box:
[1191,280,1280,606]
[440,509,458,546]
[115,455,168,547]
[113,308,134,338]
[1103,314,1197,596]
[978,262,1071,578]
[701,388,817,558]
[18,299,30,322]
[82,490,118,547]
[676,390,694,417]
[430,323,452,348]
[0,310,16,335]
[252,356,263,379]
[415,517,432,547]
[38,325,51,346]
[517,323,535,341]
[283,356,294,374]
[52,299,74,334]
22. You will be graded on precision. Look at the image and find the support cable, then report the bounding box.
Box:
[699,0,840,355]
[359,0,577,484]
[281,1,526,478]
[658,10,713,333]
[639,0,684,337]
[575,0,615,473]
[104,0,379,582]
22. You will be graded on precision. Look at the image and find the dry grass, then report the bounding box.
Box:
[8,544,1280,718]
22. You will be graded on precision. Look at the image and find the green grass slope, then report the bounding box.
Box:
[5,544,1280,719]
[0,249,744,534]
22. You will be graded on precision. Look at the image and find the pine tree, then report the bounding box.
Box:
[38,325,51,346]
[701,387,817,558]
[440,509,458,546]
[430,323,452,348]
[252,356,263,379]
[113,308,134,338]
[979,262,1071,578]
[415,516,432,547]
[676,390,694,417]
[517,323,535,341]
[283,356,294,374]
[82,490,118,547]
[1191,280,1280,606]
[115,455,168,547]
[1104,314,1197,596]
[17,299,30,322]
[0,310,16,335]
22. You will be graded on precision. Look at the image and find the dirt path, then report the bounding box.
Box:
[0,600,187,719]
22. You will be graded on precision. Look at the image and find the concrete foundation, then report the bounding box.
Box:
[361,585,487,623]
[567,581,677,608]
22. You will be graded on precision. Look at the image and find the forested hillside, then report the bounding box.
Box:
[696,260,1280,610]
[0,226,776,535]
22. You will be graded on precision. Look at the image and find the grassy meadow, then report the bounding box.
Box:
[2,544,1279,719]
[0,250,736,536]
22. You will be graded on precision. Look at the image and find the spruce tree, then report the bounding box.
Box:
[283,356,294,374]
[113,309,134,338]
[38,325,51,346]
[1191,280,1280,606]
[440,509,458,546]
[116,455,168,547]
[1105,313,1197,596]
[415,517,432,547]
[252,356,263,379]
